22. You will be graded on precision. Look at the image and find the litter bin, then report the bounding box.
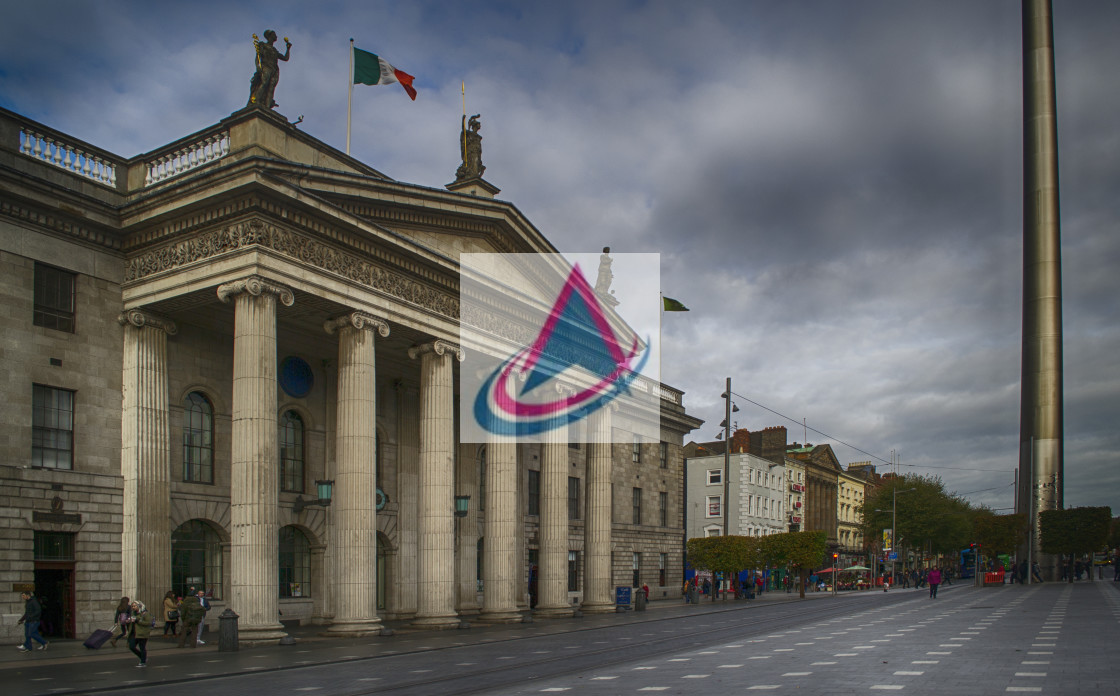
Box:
[218,608,239,652]
[635,590,647,611]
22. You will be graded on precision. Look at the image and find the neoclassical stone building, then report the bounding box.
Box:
[0,105,702,643]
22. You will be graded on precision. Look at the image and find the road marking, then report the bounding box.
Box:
[718,664,744,668]
[748,687,781,691]
[748,656,771,660]
[1006,689,1042,693]
[1022,661,1050,665]
[1030,644,1056,647]
[592,676,618,680]
[912,660,939,664]
[1028,651,1053,655]
[894,671,924,675]
[854,645,876,649]
[682,675,710,679]
[939,644,962,647]
[1015,673,1047,677]
[633,666,656,670]
[668,658,690,661]
[870,686,904,691]
[294,689,322,692]
[835,653,858,657]
[812,661,838,665]
[927,651,951,655]
[540,689,570,693]
[774,648,795,652]
[796,642,815,645]
[783,672,812,676]
[638,689,669,692]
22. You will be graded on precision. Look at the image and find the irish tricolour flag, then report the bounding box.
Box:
[353,47,417,100]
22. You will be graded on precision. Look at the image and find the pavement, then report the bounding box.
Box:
[4,580,1118,695]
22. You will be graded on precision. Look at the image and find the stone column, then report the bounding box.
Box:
[479,430,521,623]
[456,443,481,615]
[581,406,615,613]
[324,312,389,636]
[535,396,572,618]
[119,309,176,610]
[217,276,293,644]
[407,340,463,628]
[394,382,420,618]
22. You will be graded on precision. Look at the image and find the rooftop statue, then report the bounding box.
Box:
[456,114,485,181]
[248,30,292,110]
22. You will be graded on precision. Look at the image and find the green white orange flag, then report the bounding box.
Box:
[352,47,417,100]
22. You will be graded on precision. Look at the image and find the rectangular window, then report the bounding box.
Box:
[659,441,668,469]
[706,469,722,485]
[568,476,580,520]
[659,552,667,586]
[632,552,641,587]
[32,384,74,469]
[632,434,641,463]
[33,531,75,561]
[33,263,76,332]
[706,495,721,517]
[528,469,541,516]
[659,491,668,527]
[632,487,642,525]
[568,550,579,592]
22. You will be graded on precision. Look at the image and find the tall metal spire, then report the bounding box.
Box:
[1019,0,1064,578]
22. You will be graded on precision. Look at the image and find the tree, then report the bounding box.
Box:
[759,530,828,598]
[687,535,761,601]
[858,474,976,564]
[1039,507,1112,582]
[973,513,1028,556]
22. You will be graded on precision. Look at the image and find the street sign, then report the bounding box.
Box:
[615,586,632,607]
[888,552,898,561]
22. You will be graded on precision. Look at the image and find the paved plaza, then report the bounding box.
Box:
[3,580,1118,695]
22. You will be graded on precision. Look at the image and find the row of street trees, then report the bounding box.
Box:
[686,472,1114,593]
[686,530,828,599]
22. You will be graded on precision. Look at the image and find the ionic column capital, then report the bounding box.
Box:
[408,339,464,362]
[324,311,390,337]
[216,275,295,306]
[118,308,178,335]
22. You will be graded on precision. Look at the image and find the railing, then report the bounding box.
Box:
[18,126,119,187]
[145,131,229,186]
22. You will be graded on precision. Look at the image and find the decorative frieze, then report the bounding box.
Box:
[126,220,459,320]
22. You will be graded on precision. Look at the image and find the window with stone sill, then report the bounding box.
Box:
[279,410,304,493]
[183,391,214,484]
[32,383,74,469]
[33,262,75,333]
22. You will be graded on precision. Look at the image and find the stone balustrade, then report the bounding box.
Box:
[18,126,118,187]
[145,131,229,186]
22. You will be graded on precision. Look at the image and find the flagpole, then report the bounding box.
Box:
[347,38,354,156]
[461,81,467,169]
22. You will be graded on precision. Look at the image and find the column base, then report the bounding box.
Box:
[476,609,524,624]
[237,623,288,646]
[325,618,383,637]
[411,614,461,629]
[579,601,616,615]
[533,604,574,619]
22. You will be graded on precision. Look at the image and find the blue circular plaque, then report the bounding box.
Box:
[279,356,313,398]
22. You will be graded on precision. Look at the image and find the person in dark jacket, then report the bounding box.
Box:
[125,600,153,667]
[177,591,204,648]
[110,596,130,647]
[16,591,49,652]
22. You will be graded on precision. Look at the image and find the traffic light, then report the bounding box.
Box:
[832,553,838,561]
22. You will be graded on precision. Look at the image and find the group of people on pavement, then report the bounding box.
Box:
[13,586,211,668]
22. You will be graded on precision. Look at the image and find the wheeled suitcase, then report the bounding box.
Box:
[83,628,114,649]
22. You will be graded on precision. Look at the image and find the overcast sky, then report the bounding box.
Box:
[3,1,1117,513]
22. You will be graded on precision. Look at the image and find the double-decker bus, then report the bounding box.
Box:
[959,547,977,579]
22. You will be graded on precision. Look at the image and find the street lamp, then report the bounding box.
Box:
[294,479,334,513]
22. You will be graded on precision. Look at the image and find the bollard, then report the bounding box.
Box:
[218,608,239,652]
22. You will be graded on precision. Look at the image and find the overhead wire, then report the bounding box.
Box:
[728,389,1010,473]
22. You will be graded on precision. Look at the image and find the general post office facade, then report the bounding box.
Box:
[0,106,702,643]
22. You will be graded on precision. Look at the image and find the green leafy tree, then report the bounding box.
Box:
[858,474,976,564]
[759,530,828,598]
[973,513,1028,556]
[1039,507,1112,582]
[687,535,761,601]
[1109,516,1120,552]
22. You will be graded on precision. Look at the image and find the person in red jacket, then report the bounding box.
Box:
[927,567,942,598]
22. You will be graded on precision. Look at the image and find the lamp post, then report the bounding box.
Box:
[878,486,916,582]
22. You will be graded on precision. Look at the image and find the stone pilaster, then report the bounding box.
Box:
[456,442,480,615]
[535,395,572,618]
[407,340,463,628]
[582,406,615,613]
[119,308,177,610]
[393,381,420,618]
[478,432,521,623]
[218,275,293,644]
[324,312,389,636]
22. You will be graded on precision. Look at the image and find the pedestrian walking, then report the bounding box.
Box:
[125,600,152,667]
[1032,562,1044,583]
[109,596,130,647]
[194,589,211,645]
[177,589,203,648]
[162,590,179,637]
[927,567,942,598]
[16,591,49,652]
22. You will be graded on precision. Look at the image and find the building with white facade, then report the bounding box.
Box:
[684,452,786,540]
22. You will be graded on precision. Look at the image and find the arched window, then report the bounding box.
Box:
[279,411,304,493]
[183,392,213,483]
[279,525,311,597]
[171,520,223,599]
